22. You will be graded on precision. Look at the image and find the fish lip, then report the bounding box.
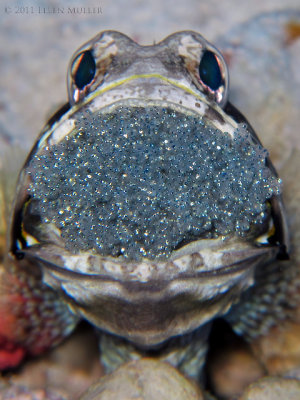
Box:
[15,240,277,347]
[18,237,278,284]
[14,238,279,347]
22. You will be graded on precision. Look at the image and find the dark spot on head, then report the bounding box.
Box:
[204,107,225,125]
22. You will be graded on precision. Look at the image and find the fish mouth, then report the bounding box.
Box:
[16,238,277,346]
[25,100,280,263]
[19,236,277,283]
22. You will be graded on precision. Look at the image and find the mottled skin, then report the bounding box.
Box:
[0,31,289,381]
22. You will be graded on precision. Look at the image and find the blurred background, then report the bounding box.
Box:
[0,0,299,157]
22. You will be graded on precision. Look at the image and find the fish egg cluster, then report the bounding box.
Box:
[28,106,280,260]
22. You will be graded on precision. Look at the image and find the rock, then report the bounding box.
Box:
[240,377,300,400]
[0,382,65,400]
[79,358,203,400]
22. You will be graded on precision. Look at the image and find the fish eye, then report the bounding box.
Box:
[199,50,222,91]
[72,50,96,90]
